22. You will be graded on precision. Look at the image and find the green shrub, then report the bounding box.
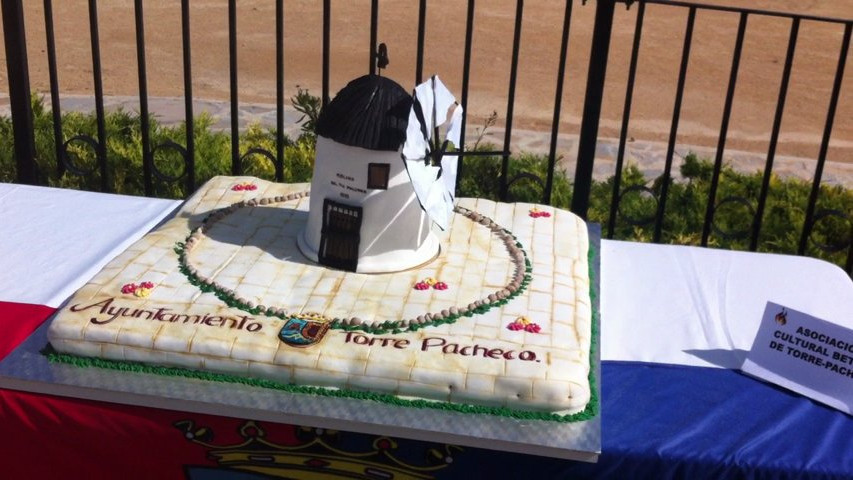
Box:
[455,147,850,270]
[1,96,849,271]
[0,96,316,199]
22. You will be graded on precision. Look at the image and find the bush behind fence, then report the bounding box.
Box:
[1,96,849,271]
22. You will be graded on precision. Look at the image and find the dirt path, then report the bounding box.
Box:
[2,0,852,162]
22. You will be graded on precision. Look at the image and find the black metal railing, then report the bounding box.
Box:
[1,0,851,274]
[593,0,852,273]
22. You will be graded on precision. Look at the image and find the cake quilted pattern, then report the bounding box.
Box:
[47,176,592,415]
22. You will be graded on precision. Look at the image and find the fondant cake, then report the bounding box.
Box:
[46,75,597,421]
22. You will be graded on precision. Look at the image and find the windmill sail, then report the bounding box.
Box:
[401,75,464,230]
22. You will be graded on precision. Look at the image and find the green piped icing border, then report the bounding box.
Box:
[586,242,600,421]
[44,241,599,423]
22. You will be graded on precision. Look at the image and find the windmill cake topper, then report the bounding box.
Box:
[298,73,465,273]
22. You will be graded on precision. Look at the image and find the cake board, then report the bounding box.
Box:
[0,215,601,462]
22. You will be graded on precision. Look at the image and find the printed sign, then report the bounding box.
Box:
[741,302,853,414]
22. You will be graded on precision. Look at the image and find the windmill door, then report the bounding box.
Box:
[319,199,362,272]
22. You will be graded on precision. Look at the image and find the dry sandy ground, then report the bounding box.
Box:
[2,0,852,162]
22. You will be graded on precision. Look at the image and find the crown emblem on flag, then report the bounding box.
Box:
[175,420,462,479]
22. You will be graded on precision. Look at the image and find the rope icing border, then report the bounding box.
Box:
[174,193,533,335]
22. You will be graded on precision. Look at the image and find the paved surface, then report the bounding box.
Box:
[2,94,851,188]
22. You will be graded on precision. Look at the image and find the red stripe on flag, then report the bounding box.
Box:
[0,301,56,360]
[0,301,301,478]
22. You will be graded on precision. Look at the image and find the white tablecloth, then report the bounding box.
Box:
[601,240,853,368]
[2,182,851,368]
[0,184,181,307]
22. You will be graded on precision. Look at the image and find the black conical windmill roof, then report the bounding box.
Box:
[316,75,412,152]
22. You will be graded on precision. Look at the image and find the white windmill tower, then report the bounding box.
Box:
[298,74,463,274]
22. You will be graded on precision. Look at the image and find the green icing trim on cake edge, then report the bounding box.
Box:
[586,242,600,421]
[43,241,599,423]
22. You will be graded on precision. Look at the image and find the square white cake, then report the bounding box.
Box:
[47,176,595,420]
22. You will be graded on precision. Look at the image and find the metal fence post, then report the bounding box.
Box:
[571,0,616,218]
[2,0,38,185]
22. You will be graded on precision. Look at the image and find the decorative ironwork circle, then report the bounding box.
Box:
[711,196,755,240]
[151,140,189,182]
[61,134,101,176]
[504,172,545,203]
[240,147,278,178]
[617,184,658,227]
[808,209,852,253]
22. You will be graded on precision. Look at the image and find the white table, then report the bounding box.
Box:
[0,183,181,307]
[1,182,851,478]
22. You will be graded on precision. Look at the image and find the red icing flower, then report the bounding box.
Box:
[524,323,542,333]
[415,278,448,290]
[231,182,257,192]
[122,281,156,297]
[507,316,542,333]
[529,208,551,218]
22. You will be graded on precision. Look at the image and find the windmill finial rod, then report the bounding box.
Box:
[376,43,389,74]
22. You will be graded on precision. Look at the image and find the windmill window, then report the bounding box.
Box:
[367,163,390,190]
